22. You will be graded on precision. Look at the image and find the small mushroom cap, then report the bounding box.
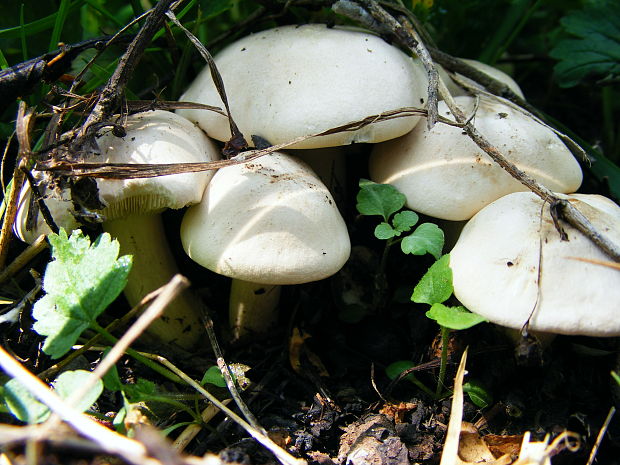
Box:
[14,111,219,243]
[437,59,524,99]
[96,110,220,219]
[450,191,620,336]
[181,152,351,285]
[14,183,79,244]
[369,95,583,221]
[178,24,428,149]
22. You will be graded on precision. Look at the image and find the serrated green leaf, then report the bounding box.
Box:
[392,210,419,233]
[3,370,103,424]
[550,2,620,87]
[356,179,406,221]
[32,229,132,359]
[411,254,452,305]
[425,303,487,330]
[401,223,444,259]
[374,222,398,240]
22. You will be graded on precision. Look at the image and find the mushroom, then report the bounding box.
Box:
[15,110,220,349]
[450,191,620,336]
[437,58,525,99]
[181,152,351,340]
[369,95,583,221]
[177,24,428,149]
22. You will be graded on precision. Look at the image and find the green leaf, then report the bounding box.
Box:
[411,255,453,305]
[200,0,234,19]
[201,366,227,388]
[392,210,419,233]
[425,304,487,330]
[374,222,398,240]
[3,379,50,423]
[401,223,444,259]
[612,371,620,387]
[550,2,620,87]
[32,229,132,359]
[123,378,157,403]
[3,370,103,424]
[463,380,492,409]
[356,179,406,221]
[385,360,416,383]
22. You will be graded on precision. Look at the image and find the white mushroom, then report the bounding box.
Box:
[178,24,428,149]
[15,111,220,349]
[181,152,351,339]
[437,58,524,99]
[450,191,620,336]
[369,95,583,221]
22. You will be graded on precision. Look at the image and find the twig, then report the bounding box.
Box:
[76,0,177,143]
[165,10,248,157]
[202,314,264,432]
[586,406,616,465]
[37,288,161,380]
[172,399,233,451]
[153,355,307,465]
[0,345,162,465]
[35,105,445,179]
[356,0,439,129]
[0,234,47,285]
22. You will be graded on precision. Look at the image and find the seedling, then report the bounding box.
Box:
[355,179,444,311]
[412,254,487,397]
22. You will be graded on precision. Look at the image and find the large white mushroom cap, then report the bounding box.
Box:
[450,191,620,336]
[181,152,351,284]
[369,95,583,221]
[177,24,428,149]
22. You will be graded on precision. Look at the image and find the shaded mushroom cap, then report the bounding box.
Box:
[181,152,351,284]
[95,110,220,218]
[369,95,583,221]
[450,191,620,336]
[437,59,524,99]
[178,24,428,149]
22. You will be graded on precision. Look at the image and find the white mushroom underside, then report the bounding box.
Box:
[450,192,620,336]
[181,152,351,284]
[178,24,428,149]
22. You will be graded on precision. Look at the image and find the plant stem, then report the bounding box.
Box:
[91,321,184,385]
[436,325,451,398]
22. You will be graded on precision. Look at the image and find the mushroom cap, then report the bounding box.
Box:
[14,183,79,244]
[180,152,351,285]
[450,191,620,336]
[177,24,428,149]
[96,110,220,219]
[438,59,524,99]
[14,111,219,243]
[369,95,583,221]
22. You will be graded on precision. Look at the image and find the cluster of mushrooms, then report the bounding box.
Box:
[15,24,620,349]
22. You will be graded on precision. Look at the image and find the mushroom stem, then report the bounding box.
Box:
[229,280,281,341]
[103,214,204,350]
